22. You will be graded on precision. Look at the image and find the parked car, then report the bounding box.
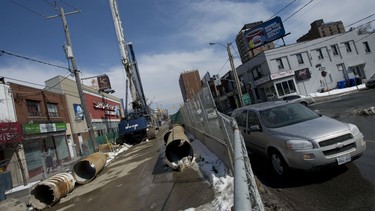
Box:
[231,101,366,176]
[365,73,375,88]
[278,94,315,106]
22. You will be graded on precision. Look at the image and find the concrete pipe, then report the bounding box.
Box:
[29,173,75,210]
[72,152,107,184]
[165,125,194,169]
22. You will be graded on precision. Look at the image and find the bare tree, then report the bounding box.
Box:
[0,121,28,185]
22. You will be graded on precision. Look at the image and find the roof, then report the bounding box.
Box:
[233,101,290,112]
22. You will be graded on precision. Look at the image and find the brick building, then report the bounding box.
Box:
[9,82,71,179]
[179,70,202,102]
[297,19,345,43]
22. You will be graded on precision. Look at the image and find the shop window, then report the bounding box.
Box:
[296,53,304,64]
[331,45,339,56]
[47,103,59,117]
[344,42,352,52]
[363,41,371,53]
[26,100,41,116]
[252,66,263,80]
[275,80,297,97]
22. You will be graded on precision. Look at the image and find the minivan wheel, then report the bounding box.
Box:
[270,150,289,176]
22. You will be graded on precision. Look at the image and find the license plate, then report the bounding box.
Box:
[337,154,351,165]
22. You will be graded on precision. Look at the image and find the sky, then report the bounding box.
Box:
[1,0,375,114]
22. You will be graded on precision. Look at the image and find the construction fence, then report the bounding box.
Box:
[179,85,264,211]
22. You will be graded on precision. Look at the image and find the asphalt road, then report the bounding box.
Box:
[252,88,375,210]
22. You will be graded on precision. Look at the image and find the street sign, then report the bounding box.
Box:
[321,70,327,77]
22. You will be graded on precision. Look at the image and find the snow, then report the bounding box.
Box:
[309,84,366,98]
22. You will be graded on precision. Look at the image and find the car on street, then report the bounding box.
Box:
[231,101,366,176]
[278,94,315,106]
[365,73,375,88]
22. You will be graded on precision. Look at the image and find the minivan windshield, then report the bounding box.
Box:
[259,103,320,128]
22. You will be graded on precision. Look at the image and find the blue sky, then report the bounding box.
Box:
[1,0,374,114]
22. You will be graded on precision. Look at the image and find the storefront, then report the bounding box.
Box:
[22,122,69,177]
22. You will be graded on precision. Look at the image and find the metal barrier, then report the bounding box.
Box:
[179,85,264,211]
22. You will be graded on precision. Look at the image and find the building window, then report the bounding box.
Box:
[26,100,41,116]
[252,66,263,80]
[331,45,339,56]
[344,42,352,52]
[296,54,304,64]
[275,80,297,96]
[47,103,59,117]
[363,41,371,53]
[316,49,324,59]
[276,58,284,69]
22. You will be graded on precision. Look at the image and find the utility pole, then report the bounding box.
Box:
[47,8,98,152]
[226,43,244,107]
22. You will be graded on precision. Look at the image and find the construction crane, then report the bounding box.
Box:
[109,0,157,143]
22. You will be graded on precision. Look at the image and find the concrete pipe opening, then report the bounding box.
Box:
[164,125,194,169]
[72,152,106,184]
[165,139,194,163]
[29,173,75,210]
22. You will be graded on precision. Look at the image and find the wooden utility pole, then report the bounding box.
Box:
[47,8,98,152]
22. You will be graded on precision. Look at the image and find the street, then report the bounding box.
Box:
[252,88,375,210]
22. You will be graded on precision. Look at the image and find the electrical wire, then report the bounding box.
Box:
[0,50,71,71]
[267,0,297,21]
[283,0,314,22]
[9,0,46,18]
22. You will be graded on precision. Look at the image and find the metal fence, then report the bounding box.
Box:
[179,85,264,211]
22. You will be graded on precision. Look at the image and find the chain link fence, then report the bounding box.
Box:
[179,85,263,210]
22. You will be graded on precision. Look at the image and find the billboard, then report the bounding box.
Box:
[244,16,285,49]
[97,74,111,91]
[295,68,311,81]
[73,104,84,121]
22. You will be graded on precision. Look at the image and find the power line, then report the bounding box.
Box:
[9,0,46,17]
[0,50,71,71]
[283,0,314,22]
[267,0,297,21]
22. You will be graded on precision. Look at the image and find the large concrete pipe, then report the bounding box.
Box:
[72,152,107,184]
[29,173,75,210]
[164,125,194,169]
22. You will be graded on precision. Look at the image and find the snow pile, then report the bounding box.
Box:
[309,84,366,98]
[184,133,234,211]
[105,144,132,165]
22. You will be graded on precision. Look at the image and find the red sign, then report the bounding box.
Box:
[0,122,22,144]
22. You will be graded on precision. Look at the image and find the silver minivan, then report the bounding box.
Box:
[231,101,366,176]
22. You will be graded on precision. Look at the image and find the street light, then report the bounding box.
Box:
[209,42,244,107]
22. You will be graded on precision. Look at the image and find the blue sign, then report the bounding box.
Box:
[73,104,84,120]
[244,16,285,49]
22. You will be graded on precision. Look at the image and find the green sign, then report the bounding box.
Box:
[23,123,67,135]
[242,93,251,106]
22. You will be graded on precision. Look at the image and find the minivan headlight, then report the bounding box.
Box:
[348,124,360,136]
[287,140,313,150]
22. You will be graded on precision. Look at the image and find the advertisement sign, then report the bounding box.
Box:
[295,68,312,81]
[244,16,285,49]
[73,104,84,120]
[270,70,294,80]
[0,122,22,144]
[97,75,111,91]
[23,123,66,135]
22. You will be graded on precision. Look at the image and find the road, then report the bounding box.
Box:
[252,88,375,210]
[47,126,215,211]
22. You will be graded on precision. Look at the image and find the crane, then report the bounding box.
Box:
[109,0,156,143]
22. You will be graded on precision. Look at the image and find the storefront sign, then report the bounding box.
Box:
[0,122,22,144]
[254,76,270,86]
[23,123,67,135]
[270,70,294,80]
[295,68,311,81]
[93,101,121,116]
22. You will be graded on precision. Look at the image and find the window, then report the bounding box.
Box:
[331,45,339,56]
[296,54,304,64]
[248,111,261,128]
[316,49,324,59]
[363,41,371,53]
[27,100,41,116]
[275,80,297,96]
[276,58,284,69]
[344,42,352,52]
[47,103,59,117]
[251,66,263,80]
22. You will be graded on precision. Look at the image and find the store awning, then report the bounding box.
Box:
[348,62,366,68]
